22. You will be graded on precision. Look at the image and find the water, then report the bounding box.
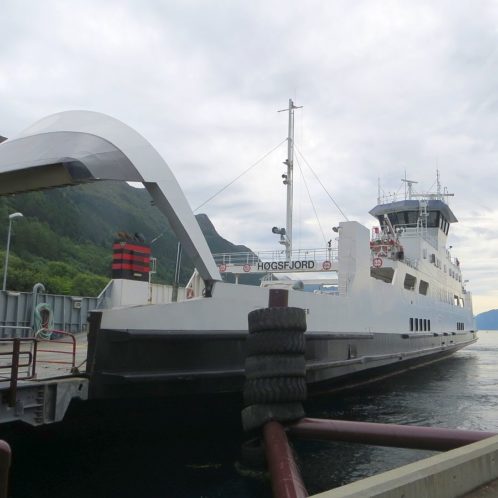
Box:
[4,331,498,497]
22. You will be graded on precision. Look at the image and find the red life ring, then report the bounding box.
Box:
[186,287,194,299]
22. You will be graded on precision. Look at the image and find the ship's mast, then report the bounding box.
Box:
[277,98,302,259]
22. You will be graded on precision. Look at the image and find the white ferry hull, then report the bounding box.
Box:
[86,275,476,400]
[87,315,476,400]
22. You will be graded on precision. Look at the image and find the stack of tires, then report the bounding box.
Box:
[241,307,307,432]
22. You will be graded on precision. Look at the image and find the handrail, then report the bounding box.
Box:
[0,338,38,407]
[213,247,338,266]
[35,330,76,368]
[0,331,77,408]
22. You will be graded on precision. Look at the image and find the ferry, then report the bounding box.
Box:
[0,104,476,402]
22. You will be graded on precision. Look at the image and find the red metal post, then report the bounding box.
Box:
[0,440,11,498]
[31,339,37,378]
[269,289,289,308]
[288,418,497,451]
[8,339,20,408]
[263,421,308,498]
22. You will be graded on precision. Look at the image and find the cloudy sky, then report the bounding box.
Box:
[1,0,497,313]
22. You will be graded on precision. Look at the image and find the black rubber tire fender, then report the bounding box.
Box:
[245,355,306,379]
[248,307,307,334]
[243,377,307,405]
[241,402,305,432]
[246,331,306,356]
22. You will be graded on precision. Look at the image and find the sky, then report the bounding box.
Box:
[1,0,497,314]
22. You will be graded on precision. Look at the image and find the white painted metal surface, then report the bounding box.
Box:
[0,111,221,285]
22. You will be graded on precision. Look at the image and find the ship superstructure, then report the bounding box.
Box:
[368,178,472,334]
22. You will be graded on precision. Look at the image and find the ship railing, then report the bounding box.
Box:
[0,331,77,408]
[0,325,32,339]
[403,257,419,270]
[35,330,76,370]
[393,225,438,249]
[0,338,37,408]
[213,248,338,266]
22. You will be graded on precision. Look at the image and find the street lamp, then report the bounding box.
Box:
[2,212,23,291]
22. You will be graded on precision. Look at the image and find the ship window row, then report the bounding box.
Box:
[380,211,449,234]
[440,215,450,235]
[430,256,462,281]
[437,289,464,306]
[410,318,431,332]
[403,273,430,296]
[448,268,461,282]
[457,322,465,330]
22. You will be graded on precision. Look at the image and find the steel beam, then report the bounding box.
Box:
[263,421,308,498]
[288,418,497,451]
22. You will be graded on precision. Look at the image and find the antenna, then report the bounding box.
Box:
[277,98,303,259]
[401,173,418,200]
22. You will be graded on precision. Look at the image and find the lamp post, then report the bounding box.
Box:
[2,212,23,291]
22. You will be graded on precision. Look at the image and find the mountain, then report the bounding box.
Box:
[0,181,258,295]
[476,309,498,330]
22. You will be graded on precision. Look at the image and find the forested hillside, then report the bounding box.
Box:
[0,181,252,296]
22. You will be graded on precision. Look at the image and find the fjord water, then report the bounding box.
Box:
[6,331,498,498]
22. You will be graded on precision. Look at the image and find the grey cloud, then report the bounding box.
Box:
[2,0,498,310]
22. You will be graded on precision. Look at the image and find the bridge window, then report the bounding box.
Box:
[404,273,416,291]
[371,267,394,283]
[427,211,440,228]
[419,280,429,295]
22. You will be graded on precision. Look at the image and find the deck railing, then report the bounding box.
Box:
[0,331,77,408]
[213,248,338,266]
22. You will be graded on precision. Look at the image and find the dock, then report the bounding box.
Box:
[308,435,498,497]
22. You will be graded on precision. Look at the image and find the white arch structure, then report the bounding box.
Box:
[0,111,221,288]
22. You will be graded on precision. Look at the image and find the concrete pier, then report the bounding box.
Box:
[309,435,498,498]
